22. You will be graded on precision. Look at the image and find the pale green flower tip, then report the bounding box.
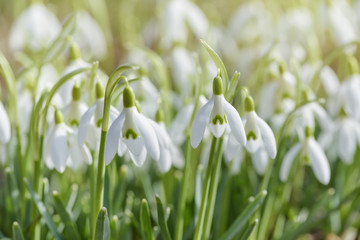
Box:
[278,61,286,75]
[95,82,104,99]
[155,108,164,123]
[346,54,359,75]
[52,190,59,197]
[72,85,81,101]
[328,188,335,195]
[120,165,128,176]
[111,215,119,222]
[213,75,223,95]
[261,190,268,196]
[54,109,64,124]
[12,221,19,228]
[141,198,148,205]
[69,38,81,61]
[305,126,314,138]
[99,207,107,215]
[123,86,136,108]
[248,196,255,202]
[244,96,255,112]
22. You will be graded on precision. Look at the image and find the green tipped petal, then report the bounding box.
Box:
[72,85,81,101]
[96,82,104,99]
[305,126,313,138]
[54,109,64,124]
[123,86,136,108]
[155,108,164,123]
[213,75,223,95]
[346,54,359,75]
[245,96,255,112]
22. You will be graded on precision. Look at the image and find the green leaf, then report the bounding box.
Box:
[220,190,267,240]
[155,195,172,240]
[52,191,81,240]
[140,199,154,240]
[200,39,229,94]
[24,179,64,240]
[239,219,258,240]
[43,14,77,63]
[95,207,110,240]
[12,222,24,240]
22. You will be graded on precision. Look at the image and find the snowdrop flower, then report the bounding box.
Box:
[319,117,360,164]
[43,109,91,173]
[78,82,119,150]
[224,133,244,174]
[162,0,208,48]
[0,101,11,144]
[322,57,360,120]
[280,127,330,185]
[9,3,61,52]
[191,75,246,148]
[104,86,160,167]
[73,11,107,60]
[242,96,277,159]
[327,0,358,49]
[62,85,88,126]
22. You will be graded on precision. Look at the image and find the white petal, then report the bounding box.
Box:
[81,144,92,165]
[308,138,330,185]
[208,122,227,138]
[320,66,340,96]
[191,97,214,148]
[280,143,302,182]
[338,119,356,164]
[78,103,96,146]
[123,137,144,156]
[51,124,69,173]
[222,96,246,146]
[251,147,269,175]
[129,146,147,167]
[105,111,125,165]
[0,102,11,143]
[256,115,277,159]
[169,103,194,145]
[224,133,240,162]
[158,147,172,173]
[310,103,332,130]
[134,112,160,160]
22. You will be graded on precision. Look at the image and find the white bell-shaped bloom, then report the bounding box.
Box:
[43,110,91,173]
[191,75,246,148]
[319,117,360,164]
[162,0,208,48]
[280,127,330,185]
[73,11,107,60]
[224,133,244,174]
[242,96,277,159]
[62,85,88,127]
[0,101,11,144]
[9,3,61,52]
[104,86,160,167]
[78,83,119,150]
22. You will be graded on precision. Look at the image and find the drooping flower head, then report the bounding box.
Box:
[191,74,246,148]
[105,85,160,167]
[280,126,330,185]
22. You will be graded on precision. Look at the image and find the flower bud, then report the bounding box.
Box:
[96,82,104,99]
[54,109,64,124]
[123,86,136,108]
[212,75,223,95]
[245,96,255,112]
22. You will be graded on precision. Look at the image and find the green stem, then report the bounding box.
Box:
[194,136,217,240]
[174,137,193,240]
[203,138,224,239]
[94,130,107,238]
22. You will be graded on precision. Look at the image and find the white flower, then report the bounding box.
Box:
[104,86,160,167]
[319,117,360,164]
[190,75,246,148]
[78,83,119,150]
[242,96,277,159]
[0,101,11,144]
[280,127,330,185]
[9,3,61,51]
[162,0,208,48]
[62,86,88,127]
[73,11,107,60]
[43,110,91,173]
